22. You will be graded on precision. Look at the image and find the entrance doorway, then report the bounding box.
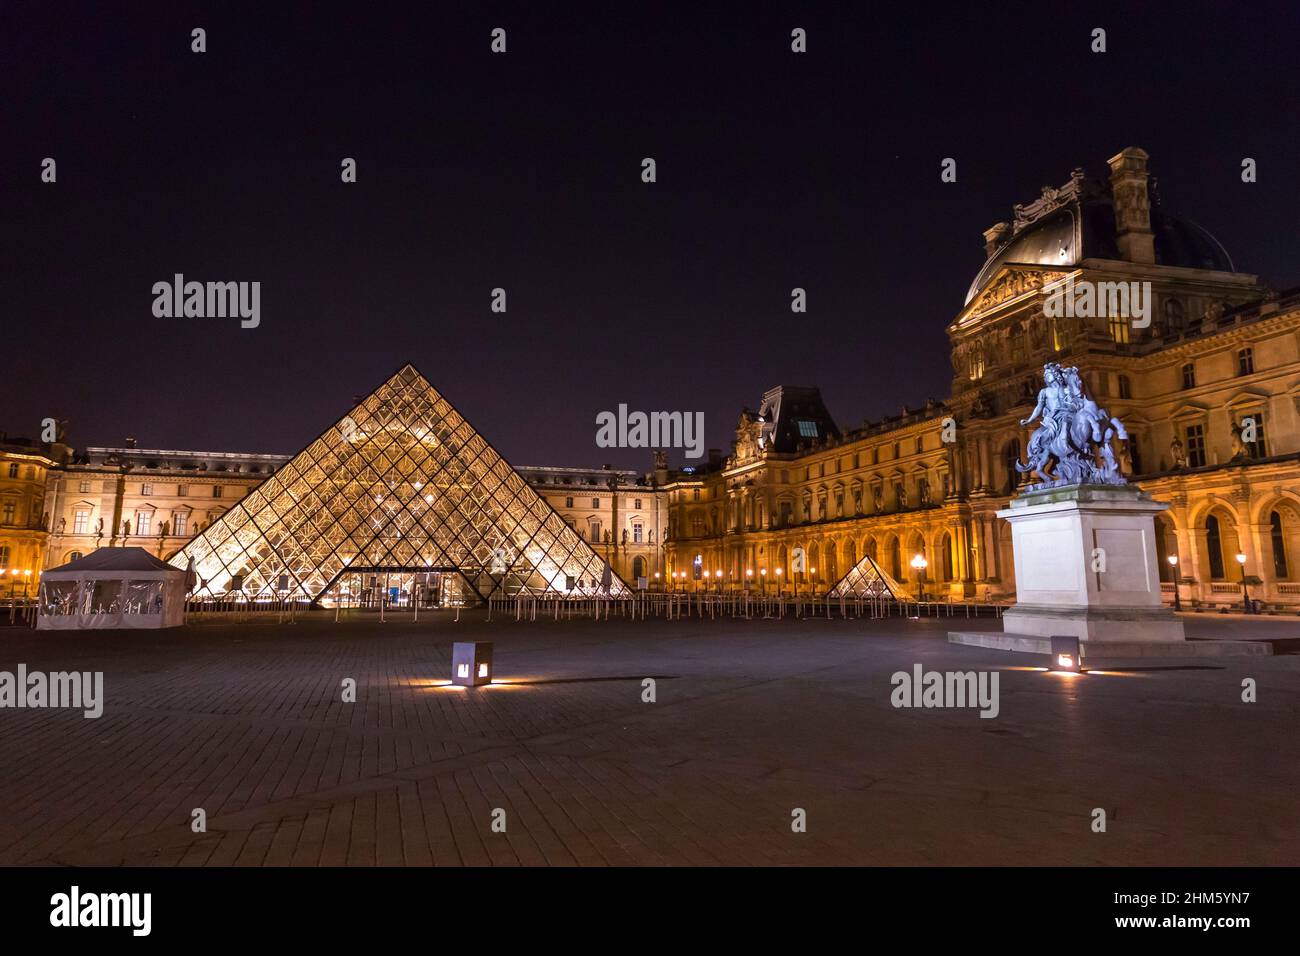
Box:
[327,567,474,609]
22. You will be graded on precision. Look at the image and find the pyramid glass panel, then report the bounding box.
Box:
[827,552,898,600]
[172,363,630,603]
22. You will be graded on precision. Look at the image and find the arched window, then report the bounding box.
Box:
[632,556,646,581]
[1270,511,1289,580]
[1206,515,1226,580]
[889,537,902,580]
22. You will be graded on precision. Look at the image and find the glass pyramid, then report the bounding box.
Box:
[827,552,896,600]
[170,363,629,604]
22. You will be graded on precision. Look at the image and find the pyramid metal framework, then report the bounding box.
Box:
[827,551,897,600]
[170,364,630,603]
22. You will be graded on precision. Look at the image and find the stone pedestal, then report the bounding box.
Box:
[996,484,1185,643]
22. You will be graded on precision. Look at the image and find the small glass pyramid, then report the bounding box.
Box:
[171,363,629,604]
[827,551,896,600]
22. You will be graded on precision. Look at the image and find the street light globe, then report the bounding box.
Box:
[1236,552,1247,565]
[910,553,928,570]
[1167,554,1178,566]
[775,567,783,575]
[746,569,753,577]
[760,568,767,576]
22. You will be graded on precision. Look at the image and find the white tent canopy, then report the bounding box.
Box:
[38,547,187,630]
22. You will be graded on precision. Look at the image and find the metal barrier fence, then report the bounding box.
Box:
[5,595,1007,629]
[183,596,309,625]
[486,592,1008,622]
[1,600,38,627]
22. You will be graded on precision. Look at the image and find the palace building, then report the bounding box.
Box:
[4,147,1298,610]
[660,148,1300,612]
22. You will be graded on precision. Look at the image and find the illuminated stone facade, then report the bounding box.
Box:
[663,148,1300,611]
[43,445,289,572]
[0,437,61,597]
[9,147,1298,610]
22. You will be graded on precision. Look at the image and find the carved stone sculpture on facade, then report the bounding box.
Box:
[1016,363,1129,490]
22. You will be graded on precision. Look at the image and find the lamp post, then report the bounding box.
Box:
[745,568,753,592]
[714,568,723,595]
[760,567,767,595]
[775,566,783,595]
[809,567,816,595]
[22,569,31,599]
[1236,551,1253,614]
[1167,554,1181,611]
[911,553,929,602]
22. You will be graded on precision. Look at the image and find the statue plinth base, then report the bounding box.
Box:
[995,484,1185,643]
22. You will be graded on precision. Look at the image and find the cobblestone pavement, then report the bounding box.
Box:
[1,611,1296,865]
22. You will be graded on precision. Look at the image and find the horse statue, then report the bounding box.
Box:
[1017,363,1128,490]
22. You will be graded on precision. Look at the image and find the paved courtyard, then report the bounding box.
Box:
[1,611,1297,866]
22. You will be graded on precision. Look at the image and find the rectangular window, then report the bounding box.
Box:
[1117,375,1131,399]
[79,480,91,493]
[6,464,16,479]
[135,511,151,536]
[3,501,16,524]
[1181,363,1196,390]
[591,498,600,508]
[1185,424,1206,468]
[564,496,574,508]
[633,498,642,510]
[141,483,153,496]
[177,485,188,497]
[1237,347,1254,376]
[173,512,187,536]
[588,521,602,542]
[73,510,90,534]
[1108,315,1130,345]
[1241,412,1267,458]
[633,522,643,543]
[212,486,223,498]
[0,545,7,566]
[796,420,819,438]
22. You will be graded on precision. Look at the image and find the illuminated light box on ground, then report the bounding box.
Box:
[452,641,493,687]
[1049,634,1081,672]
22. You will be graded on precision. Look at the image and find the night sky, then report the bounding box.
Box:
[4,1,1297,469]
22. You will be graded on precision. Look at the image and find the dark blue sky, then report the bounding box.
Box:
[3,1,1297,468]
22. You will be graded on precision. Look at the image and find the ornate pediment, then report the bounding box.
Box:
[1011,168,1105,233]
[966,268,1069,317]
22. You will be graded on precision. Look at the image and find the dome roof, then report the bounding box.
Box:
[965,193,1235,305]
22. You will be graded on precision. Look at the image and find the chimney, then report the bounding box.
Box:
[1107,147,1155,264]
[983,222,1012,257]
